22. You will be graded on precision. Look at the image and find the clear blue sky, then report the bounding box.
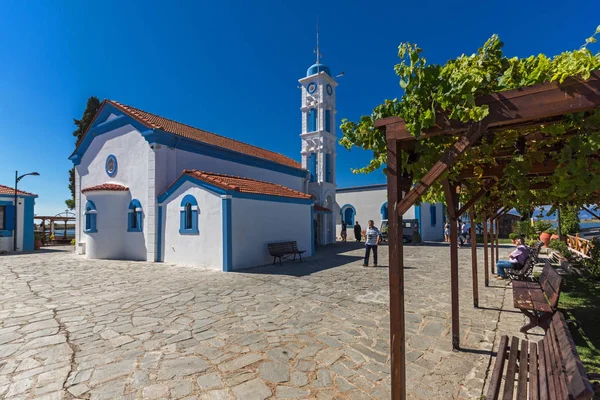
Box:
[0,1,597,215]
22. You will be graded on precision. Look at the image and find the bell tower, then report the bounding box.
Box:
[299,30,338,245]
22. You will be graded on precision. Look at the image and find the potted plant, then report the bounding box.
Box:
[34,232,44,250]
[533,220,553,246]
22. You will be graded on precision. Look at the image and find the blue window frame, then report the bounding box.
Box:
[84,200,97,233]
[180,194,199,234]
[341,204,356,226]
[308,108,317,132]
[325,109,331,133]
[430,204,437,226]
[0,203,15,237]
[128,199,143,232]
[309,153,317,182]
[381,202,388,220]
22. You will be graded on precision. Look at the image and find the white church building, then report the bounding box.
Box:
[70,57,443,271]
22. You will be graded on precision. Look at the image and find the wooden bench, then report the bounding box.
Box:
[486,312,594,399]
[506,241,544,281]
[267,241,305,265]
[512,262,563,333]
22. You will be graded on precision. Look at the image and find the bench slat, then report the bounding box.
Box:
[542,336,558,400]
[547,321,568,400]
[539,338,549,400]
[487,335,509,400]
[517,338,529,399]
[502,336,520,399]
[529,341,539,400]
[551,313,594,400]
[541,266,562,310]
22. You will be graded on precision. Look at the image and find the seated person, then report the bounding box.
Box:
[496,238,530,279]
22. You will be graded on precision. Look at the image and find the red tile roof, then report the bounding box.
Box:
[81,183,129,193]
[85,100,302,170]
[314,205,332,212]
[174,170,312,200]
[0,184,37,197]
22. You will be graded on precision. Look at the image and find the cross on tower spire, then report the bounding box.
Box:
[314,16,321,63]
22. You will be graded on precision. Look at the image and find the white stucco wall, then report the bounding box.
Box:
[334,185,444,241]
[153,146,305,195]
[76,125,151,260]
[160,181,223,270]
[0,196,24,252]
[231,198,311,270]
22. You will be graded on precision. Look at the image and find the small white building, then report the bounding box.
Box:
[335,184,445,242]
[0,184,37,253]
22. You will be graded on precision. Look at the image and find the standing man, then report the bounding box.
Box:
[354,221,362,242]
[362,220,381,267]
[457,220,465,248]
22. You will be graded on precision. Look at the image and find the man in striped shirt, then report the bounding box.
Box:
[362,220,381,267]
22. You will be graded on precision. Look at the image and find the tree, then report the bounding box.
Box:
[66,97,101,209]
[559,204,580,236]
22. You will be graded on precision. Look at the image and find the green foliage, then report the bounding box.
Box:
[508,232,519,240]
[533,220,553,233]
[560,204,581,236]
[34,231,44,240]
[548,239,569,255]
[68,96,100,206]
[70,238,76,246]
[582,237,600,279]
[513,220,534,239]
[339,28,600,207]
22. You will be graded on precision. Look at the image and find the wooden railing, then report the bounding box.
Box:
[566,234,592,258]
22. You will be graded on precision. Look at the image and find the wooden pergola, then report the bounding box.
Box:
[376,71,600,399]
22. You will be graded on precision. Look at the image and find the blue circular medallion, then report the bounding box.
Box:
[307,82,316,94]
[105,154,117,177]
[326,84,333,96]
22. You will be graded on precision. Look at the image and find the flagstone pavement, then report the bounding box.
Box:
[0,243,542,399]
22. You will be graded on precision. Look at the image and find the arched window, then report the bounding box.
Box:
[84,200,97,233]
[325,109,331,133]
[308,108,317,132]
[180,194,199,234]
[340,204,356,227]
[381,202,388,220]
[128,199,143,232]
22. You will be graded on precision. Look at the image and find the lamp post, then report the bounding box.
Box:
[14,171,40,252]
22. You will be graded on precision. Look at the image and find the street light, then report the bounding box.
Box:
[14,171,39,252]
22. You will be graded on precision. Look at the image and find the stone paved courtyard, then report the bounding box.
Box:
[0,243,539,399]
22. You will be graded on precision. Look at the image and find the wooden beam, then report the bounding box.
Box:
[442,179,460,351]
[456,181,497,217]
[470,207,479,308]
[490,211,497,274]
[582,206,600,221]
[386,139,412,400]
[483,210,489,287]
[394,122,486,216]
[379,71,600,141]
[495,218,500,263]
[459,160,559,179]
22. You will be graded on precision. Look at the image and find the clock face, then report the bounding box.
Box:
[105,155,117,177]
[326,84,333,96]
[307,83,316,94]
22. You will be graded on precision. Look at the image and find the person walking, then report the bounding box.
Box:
[354,222,362,242]
[457,220,465,247]
[341,221,347,242]
[444,222,450,243]
[362,220,381,267]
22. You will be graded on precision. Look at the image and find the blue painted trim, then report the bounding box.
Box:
[178,194,199,234]
[325,110,331,133]
[308,109,317,132]
[309,153,316,182]
[222,198,232,272]
[381,202,388,220]
[430,203,437,227]
[325,153,332,183]
[0,200,14,205]
[232,192,313,205]
[179,228,199,235]
[0,201,15,233]
[22,197,34,251]
[310,205,315,256]
[0,195,36,199]
[340,204,356,226]
[158,175,227,203]
[84,200,97,233]
[0,230,13,237]
[180,194,198,207]
[70,103,307,179]
[157,205,163,262]
[326,84,333,96]
[105,154,118,177]
[415,205,422,236]
[336,184,387,193]
[307,82,316,94]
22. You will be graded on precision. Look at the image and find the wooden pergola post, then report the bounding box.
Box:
[469,207,478,307]
[495,218,500,262]
[490,215,496,274]
[386,140,412,400]
[483,211,489,287]
[442,179,460,350]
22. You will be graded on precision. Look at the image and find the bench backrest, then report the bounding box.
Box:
[539,312,594,400]
[268,241,297,253]
[539,263,563,309]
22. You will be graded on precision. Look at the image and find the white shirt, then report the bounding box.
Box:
[365,227,380,246]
